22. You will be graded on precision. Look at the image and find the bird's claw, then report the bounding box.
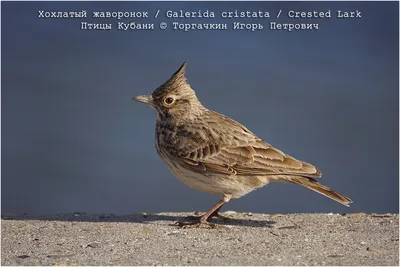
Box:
[174,220,216,229]
[186,213,231,221]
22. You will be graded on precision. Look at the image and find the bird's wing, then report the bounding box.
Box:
[175,111,321,178]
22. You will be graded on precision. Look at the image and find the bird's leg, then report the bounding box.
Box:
[186,205,230,221]
[176,199,227,228]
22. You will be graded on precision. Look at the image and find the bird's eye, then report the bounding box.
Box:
[164,97,175,105]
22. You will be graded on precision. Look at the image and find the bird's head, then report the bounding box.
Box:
[133,62,204,121]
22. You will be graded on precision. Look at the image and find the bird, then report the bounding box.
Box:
[132,62,352,228]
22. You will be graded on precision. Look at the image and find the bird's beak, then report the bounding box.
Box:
[132,95,154,107]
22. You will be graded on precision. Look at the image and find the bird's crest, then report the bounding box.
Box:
[152,62,192,99]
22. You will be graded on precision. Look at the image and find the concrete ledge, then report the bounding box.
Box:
[1,212,398,266]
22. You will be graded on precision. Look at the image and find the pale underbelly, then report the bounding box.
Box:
[159,151,269,198]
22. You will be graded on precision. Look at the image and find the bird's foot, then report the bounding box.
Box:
[175,219,216,229]
[176,200,229,228]
[186,212,231,221]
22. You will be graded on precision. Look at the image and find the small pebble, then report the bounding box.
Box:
[16,255,30,259]
[86,241,101,248]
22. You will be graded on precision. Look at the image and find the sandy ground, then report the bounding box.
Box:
[1,212,398,266]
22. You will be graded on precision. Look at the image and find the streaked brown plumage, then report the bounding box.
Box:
[133,62,352,228]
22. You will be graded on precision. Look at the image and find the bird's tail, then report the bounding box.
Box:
[280,176,353,207]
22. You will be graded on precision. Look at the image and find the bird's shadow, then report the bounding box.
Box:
[1,213,276,228]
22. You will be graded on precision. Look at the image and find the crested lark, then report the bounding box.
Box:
[133,62,352,228]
